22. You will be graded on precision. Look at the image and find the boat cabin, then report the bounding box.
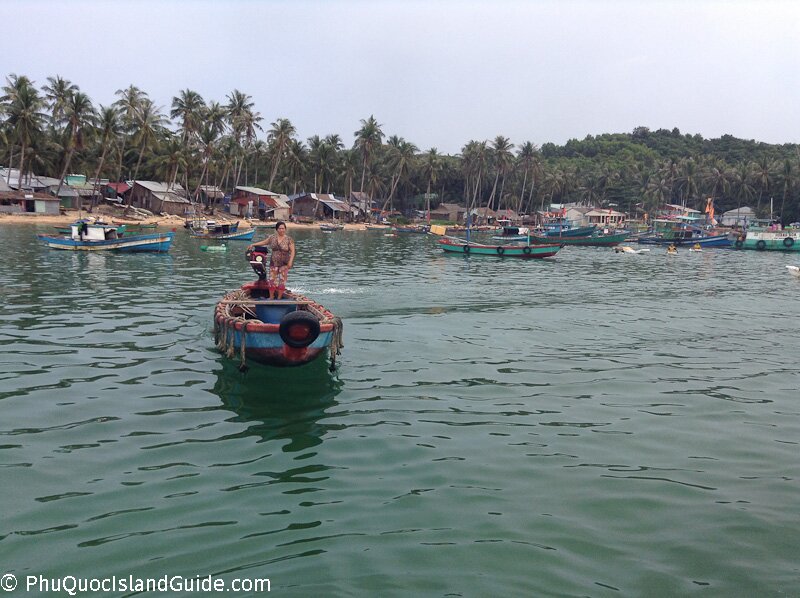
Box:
[70,221,122,241]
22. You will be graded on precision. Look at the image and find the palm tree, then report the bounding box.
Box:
[703,159,730,203]
[488,135,514,212]
[340,148,360,200]
[751,156,773,216]
[729,160,755,214]
[676,158,699,204]
[267,117,296,188]
[42,75,78,128]
[114,85,146,180]
[170,89,204,143]
[90,104,122,208]
[777,159,795,223]
[516,141,536,214]
[192,123,220,202]
[4,80,46,185]
[126,99,167,204]
[354,115,384,194]
[285,139,307,194]
[226,89,261,188]
[54,91,97,203]
[382,138,418,213]
[421,148,443,219]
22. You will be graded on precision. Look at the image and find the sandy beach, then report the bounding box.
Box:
[0,210,372,231]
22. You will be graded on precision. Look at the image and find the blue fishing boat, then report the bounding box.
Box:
[636,226,732,247]
[188,220,254,241]
[538,211,597,237]
[213,249,343,369]
[37,221,173,252]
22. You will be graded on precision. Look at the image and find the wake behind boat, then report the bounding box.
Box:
[38,220,173,252]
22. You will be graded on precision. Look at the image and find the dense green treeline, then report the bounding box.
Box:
[2,73,799,222]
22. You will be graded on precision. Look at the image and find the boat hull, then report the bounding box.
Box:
[528,232,630,246]
[189,229,255,241]
[214,285,341,368]
[637,234,732,247]
[544,224,597,237]
[734,231,800,251]
[37,232,174,252]
[438,239,562,258]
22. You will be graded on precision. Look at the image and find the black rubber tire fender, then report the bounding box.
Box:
[756,240,767,250]
[783,237,794,248]
[279,310,321,348]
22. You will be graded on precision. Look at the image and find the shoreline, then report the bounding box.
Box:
[0,212,375,231]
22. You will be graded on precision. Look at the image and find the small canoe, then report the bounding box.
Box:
[201,245,228,252]
[438,238,562,258]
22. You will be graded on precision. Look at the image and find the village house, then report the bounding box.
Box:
[565,206,592,227]
[493,208,522,223]
[229,187,290,220]
[429,202,466,223]
[101,182,131,201]
[128,181,190,215]
[0,181,61,215]
[197,185,225,208]
[289,193,352,221]
[586,208,627,227]
[348,191,375,221]
[720,206,756,227]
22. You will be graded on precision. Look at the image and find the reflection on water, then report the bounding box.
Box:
[214,357,342,452]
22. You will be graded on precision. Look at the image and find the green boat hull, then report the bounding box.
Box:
[734,232,800,251]
[438,239,562,258]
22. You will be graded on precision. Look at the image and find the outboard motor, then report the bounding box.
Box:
[245,247,269,280]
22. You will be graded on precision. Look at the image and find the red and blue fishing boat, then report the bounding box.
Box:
[38,220,173,252]
[213,249,343,369]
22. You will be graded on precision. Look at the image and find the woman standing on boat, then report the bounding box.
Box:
[247,221,295,300]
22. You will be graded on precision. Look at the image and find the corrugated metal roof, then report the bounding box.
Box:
[153,192,190,204]
[106,182,131,193]
[236,186,275,196]
[134,181,185,193]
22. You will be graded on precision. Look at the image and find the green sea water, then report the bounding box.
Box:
[1,225,799,597]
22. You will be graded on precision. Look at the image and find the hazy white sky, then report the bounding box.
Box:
[4,0,799,154]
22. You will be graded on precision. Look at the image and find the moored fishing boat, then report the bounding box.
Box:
[527,230,630,247]
[319,223,344,232]
[213,249,343,369]
[393,225,429,233]
[188,220,254,241]
[437,238,563,258]
[732,229,800,251]
[38,221,173,252]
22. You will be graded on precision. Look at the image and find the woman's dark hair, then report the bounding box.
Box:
[275,221,286,230]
